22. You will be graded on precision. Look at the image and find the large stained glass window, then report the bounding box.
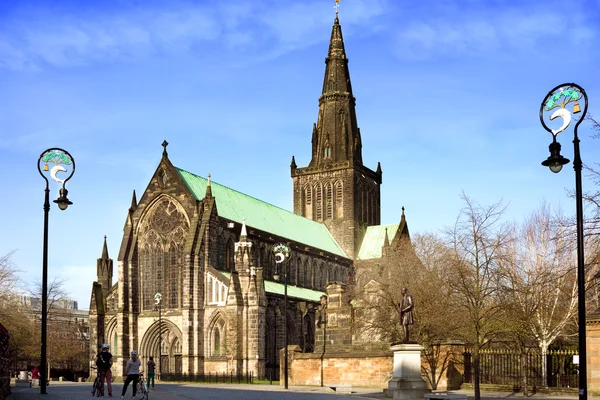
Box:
[138,198,189,312]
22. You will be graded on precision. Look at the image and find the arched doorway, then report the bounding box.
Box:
[139,319,183,376]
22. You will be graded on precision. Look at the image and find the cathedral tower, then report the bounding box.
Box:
[291,14,382,259]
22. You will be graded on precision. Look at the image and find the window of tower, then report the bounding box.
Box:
[315,184,323,220]
[335,181,343,218]
[304,185,312,219]
[324,139,331,158]
[326,183,333,219]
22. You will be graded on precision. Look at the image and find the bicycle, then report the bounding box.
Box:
[90,366,103,397]
[134,372,149,400]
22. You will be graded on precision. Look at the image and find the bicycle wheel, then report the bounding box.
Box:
[135,386,148,400]
[91,377,99,396]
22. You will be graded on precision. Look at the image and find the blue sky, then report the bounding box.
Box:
[2,0,600,309]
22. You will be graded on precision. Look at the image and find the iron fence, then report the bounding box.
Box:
[160,371,254,384]
[464,349,578,388]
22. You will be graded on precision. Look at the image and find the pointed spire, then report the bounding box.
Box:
[376,162,382,175]
[101,235,109,259]
[129,190,137,213]
[162,140,169,158]
[398,206,410,238]
[308,14,362,168]
[290,156,297,169]
[383,227,390,247]
[240,217,248,240]
[205,173,212,198]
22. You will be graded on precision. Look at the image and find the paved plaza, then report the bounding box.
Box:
[6,382,596,400]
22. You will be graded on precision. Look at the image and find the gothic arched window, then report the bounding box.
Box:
[315,184,323,221]
[210,316,227,357]
[225,238,235,271]
[325,182,333,220]
[335,181,343,218]
[304,185,313,219]
[304,259,312,288]
[138,198,189,312]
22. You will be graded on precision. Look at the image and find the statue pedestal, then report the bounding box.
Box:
[385,343,430,400]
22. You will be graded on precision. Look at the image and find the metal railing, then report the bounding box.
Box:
[463,349,578,388]
[160,371,254,384]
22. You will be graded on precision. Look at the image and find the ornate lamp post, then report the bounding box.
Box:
[539,83,588,400]
[37,148,75,394]
[154,292,162,380]
[272,243,290,389]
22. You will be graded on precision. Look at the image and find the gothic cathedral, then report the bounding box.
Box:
[88,14,412,380]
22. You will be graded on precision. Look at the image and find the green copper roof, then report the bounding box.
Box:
[264,281,325,302]
[176,168,347,258]
[220,272,325,302]
[356,224,399,260]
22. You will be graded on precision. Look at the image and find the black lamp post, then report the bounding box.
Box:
[539,83,588,400]
[272,243,290,389]
[154,292,162,380]
[37,148,75,395]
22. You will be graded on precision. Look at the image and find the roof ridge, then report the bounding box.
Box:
[175,167,347,257]
[176,167,328,228]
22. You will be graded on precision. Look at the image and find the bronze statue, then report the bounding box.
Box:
[317,295,328,328]
[399,287,414,343]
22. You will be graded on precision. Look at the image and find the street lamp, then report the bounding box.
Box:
[539,83,588,400]
[154,292,162,380]
[272,243,290,389]
[37,148,75,394]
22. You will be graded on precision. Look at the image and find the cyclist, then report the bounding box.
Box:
[96,343,113,397]
[121,350,141,399]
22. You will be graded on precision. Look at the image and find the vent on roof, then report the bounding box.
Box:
[227,223,235,228]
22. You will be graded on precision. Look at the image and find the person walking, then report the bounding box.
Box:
[96,344,113,397]
[30,366,40,387]
[121,350,141,399]
[146,356,156,390]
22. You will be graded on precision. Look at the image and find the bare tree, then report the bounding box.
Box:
[446,193,511,400]
[28,278,76,377]
[352,233,461,389]
[501,204,578,393]
[0,251,20,321]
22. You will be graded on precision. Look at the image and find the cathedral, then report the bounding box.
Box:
[88,13,411,380]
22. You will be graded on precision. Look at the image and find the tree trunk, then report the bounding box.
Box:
[473,348,481,400]
[521,351,528,397]
[540,343,548,387]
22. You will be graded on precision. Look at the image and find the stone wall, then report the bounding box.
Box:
[285,344,464,390]
[285,346,393,388]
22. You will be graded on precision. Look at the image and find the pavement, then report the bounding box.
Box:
[6,381,597,400]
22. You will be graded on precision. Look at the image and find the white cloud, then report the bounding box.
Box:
[391,0,598,61]
[0,0,387,71]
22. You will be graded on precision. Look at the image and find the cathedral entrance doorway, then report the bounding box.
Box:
[140,319,182,375]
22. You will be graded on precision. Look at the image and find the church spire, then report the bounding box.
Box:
[101,235,109,260]
[309,14,362,168]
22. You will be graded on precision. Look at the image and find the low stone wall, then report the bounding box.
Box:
[286,346,394,389]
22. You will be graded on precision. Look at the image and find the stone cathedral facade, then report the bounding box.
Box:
[88,15,412,380]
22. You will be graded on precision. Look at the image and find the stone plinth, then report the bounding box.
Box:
[386,343,430,400]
